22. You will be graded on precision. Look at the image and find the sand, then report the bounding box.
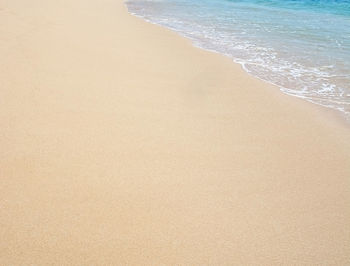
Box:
[1,0,350,264]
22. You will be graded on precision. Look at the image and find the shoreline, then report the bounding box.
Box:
[1,0,350,265]
[126,1,350,124]
[128,4,350,130]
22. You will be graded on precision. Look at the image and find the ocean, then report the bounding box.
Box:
[126,0,350,120]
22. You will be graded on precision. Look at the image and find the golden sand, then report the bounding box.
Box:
[1,0,349,264]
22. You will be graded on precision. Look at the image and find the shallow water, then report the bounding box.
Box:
[126,0,350,120]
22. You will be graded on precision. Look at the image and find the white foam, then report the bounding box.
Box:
[126,0,350,121]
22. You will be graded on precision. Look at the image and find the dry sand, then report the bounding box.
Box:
[1,0,350,264]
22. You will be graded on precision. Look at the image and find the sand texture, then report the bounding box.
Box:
[1,0,350,265]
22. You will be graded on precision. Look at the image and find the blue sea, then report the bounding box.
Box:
[126,0,350,120]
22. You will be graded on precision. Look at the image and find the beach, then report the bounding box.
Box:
[1,0,350,264]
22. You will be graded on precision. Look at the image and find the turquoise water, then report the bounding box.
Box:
[126,0,350,119]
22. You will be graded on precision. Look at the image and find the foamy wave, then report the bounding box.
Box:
[126,0,350,121]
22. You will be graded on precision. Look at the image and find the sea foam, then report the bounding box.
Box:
[126,0,350,120]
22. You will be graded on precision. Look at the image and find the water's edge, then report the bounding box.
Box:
[124,1,349,123]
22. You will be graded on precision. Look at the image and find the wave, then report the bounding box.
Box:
[126,0,350,121]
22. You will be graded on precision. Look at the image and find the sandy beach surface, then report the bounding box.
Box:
[1,0,350,264]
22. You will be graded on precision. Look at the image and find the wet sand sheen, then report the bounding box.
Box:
[0,0,349,265]
[127,0,350,120]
